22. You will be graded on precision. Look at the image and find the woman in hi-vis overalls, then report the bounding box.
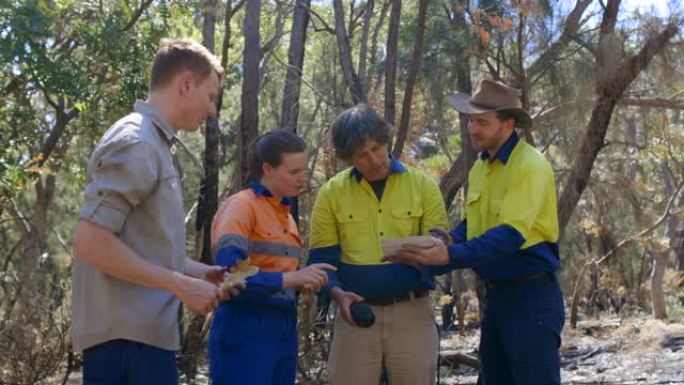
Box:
[208,130,336,385]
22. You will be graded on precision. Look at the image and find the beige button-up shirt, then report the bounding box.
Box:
[72,101,186,351]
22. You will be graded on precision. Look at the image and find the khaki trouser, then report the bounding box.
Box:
[327,295,438,385]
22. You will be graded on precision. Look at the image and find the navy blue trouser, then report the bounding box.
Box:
[479,274,565,385]
[82,339,178,385]
[208,302,297,385]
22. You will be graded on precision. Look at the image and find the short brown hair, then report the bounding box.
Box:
[496,110,516,123]
[150,38,224,91]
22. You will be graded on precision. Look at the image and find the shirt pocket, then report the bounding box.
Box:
[465,191,481,224]
[390,205,424,236]
[335,209,370,253]
[466,191,482,212]
[253,221,280,240]
[466,191,481,207]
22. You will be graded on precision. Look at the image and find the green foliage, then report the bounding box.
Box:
[423,153,450,170]
[1,1,683,382]
[447,134,461,147]
[0,2,194,382]
[0,0,173,202]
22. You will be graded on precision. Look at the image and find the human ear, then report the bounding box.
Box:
[262,162,274,178]
[507,118,517,130]
[177,71,195,97]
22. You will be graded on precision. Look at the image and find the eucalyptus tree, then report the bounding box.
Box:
[0,1,171,382]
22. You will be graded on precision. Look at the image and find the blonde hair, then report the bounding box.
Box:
[150,38,223,91]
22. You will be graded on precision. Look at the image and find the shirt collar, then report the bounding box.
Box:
[249,181,294,206]
[134,100,178,143]
[349,155,407,182]
[480,131,519,164]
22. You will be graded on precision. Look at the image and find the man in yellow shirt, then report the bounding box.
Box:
[386,79,564,385]
[307,104,448,385]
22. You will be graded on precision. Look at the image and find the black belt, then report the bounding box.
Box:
[484,272,551,289]
[365,288,429,307]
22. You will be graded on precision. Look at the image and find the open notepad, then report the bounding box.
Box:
[381,235,438,256]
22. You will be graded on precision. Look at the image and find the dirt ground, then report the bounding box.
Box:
[60,316,683,385]
[438,316,684,385]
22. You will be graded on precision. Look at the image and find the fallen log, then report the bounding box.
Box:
[440,350,480,369]
[576,318,622,329]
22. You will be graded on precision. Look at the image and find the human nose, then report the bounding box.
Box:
[369,151,382,166]
[207,103,217,119]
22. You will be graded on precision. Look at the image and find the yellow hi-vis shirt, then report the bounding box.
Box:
[439,132,560,279]
[312,166,447,264]
[465,137,559,249]
[308,159,448,300]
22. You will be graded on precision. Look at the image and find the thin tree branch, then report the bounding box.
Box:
[527,0,592,83]
[121,0,154,32]
[594,180,684,265]
[306,5,335,34]
[273,54,335,107]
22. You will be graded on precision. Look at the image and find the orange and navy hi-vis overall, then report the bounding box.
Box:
[208,182,301,385]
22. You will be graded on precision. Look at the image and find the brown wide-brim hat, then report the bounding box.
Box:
[448,79,532,129]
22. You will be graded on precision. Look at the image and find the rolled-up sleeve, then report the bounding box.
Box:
[211,197,255,268]
[79,137,158,234]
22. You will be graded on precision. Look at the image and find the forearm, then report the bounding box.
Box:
[184,258,210,279]
[307,245,341,294]
[428,221,468,276]
[72,220,181,293]
[329,286,345,302]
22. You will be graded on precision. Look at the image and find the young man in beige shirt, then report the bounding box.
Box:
[72,38,240,384]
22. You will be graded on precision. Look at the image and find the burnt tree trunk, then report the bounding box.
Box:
[197,0,220,266]
[650,244,668,320]
[280,0,311,133]
[258,1,288,93]
[357,0,373,91]
[557,1,678,234]
[234,0,261,191]
[17,176,55,305]
[332,0,365,104]
[280,0,311,223]
[383,0,401,126]
[179,0,222,378]
[391,0,428,158]
[368,0,391,97]
[438,0,475,209]
[9,92,76,316]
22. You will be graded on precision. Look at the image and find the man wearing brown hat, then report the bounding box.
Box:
[385,79,564,384]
